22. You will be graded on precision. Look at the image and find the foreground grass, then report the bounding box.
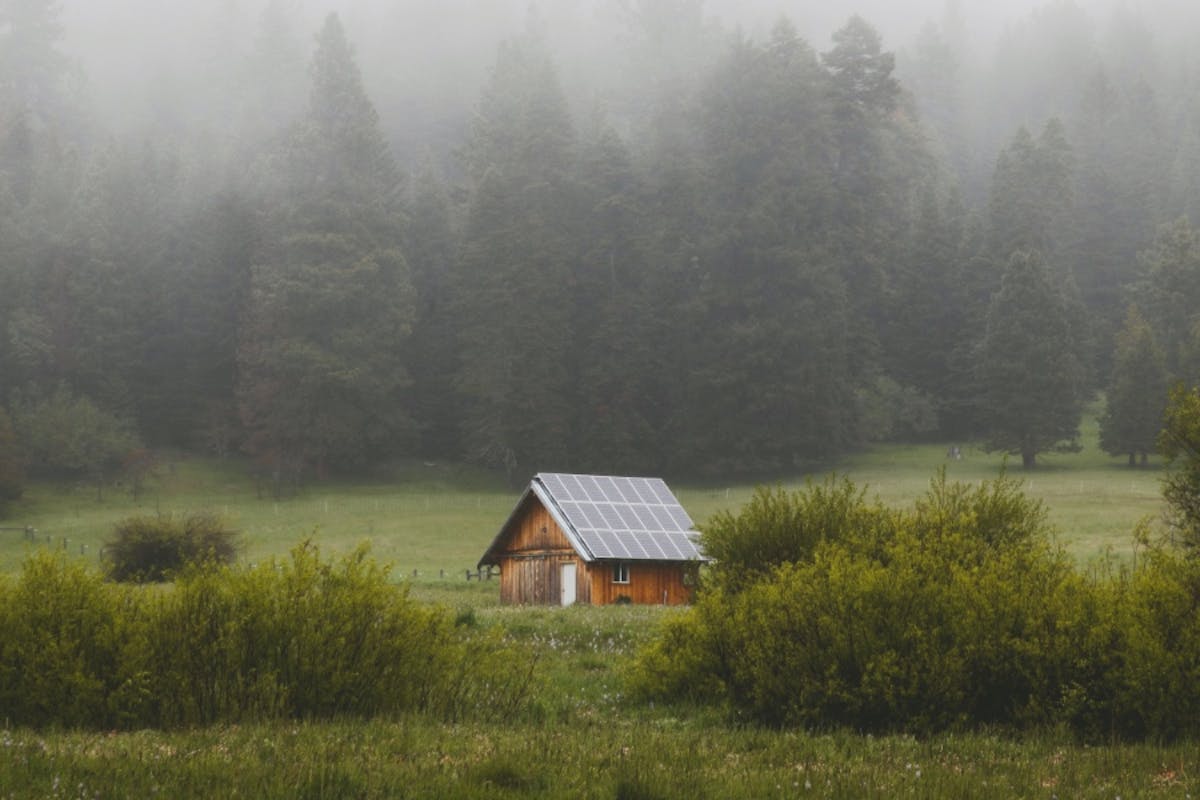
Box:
[2,718,1196,799]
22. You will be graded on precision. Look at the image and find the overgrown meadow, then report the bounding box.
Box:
[2,432,1198,798]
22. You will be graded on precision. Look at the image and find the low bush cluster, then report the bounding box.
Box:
[0,543,533,729]
[630,472,1200,741]
[103,512,239,582]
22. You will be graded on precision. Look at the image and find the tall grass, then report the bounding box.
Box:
[1,718,1195,798]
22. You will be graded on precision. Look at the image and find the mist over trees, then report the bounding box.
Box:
[4,0,1200,485]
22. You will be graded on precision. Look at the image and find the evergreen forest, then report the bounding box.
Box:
[3,0,1200,493]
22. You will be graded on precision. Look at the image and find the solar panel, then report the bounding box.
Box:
[535,473,705,562]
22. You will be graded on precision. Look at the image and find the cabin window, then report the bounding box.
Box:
[612,562,630,584]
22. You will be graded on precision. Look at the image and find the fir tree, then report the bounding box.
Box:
[976,251,1085,468]
[1130,218,1200,377]
[453,33,577,480]
[887,186,971,436]
[988,121,1074,264]
[237,13,415,480]
[1100,305,1167,465]
[570,125,671,472]
[678,22,858,472]
[404,168,461,460]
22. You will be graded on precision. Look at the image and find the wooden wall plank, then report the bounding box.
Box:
[492,493,695,606]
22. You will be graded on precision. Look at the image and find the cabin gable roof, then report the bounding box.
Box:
[479,472,707,567]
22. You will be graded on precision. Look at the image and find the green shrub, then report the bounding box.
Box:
[631,472,1200,739]
[103,512,239,582]
[1103,548,1200,740]
[143,541,535,726]
[0,543,534,729]
[699,476,893,584]
[0,551,151,728]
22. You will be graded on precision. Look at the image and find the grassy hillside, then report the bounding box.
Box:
[0,408,1164,577]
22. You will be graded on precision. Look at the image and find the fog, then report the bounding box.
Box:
[60,0,1193,139]
[6,0,1200,475]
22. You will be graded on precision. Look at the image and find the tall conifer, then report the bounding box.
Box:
[976,251,1085,468]
[453,33,576,479]
[1099,305,1167,465]
[237,14,414,479]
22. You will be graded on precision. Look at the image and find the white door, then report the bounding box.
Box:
[560,562,577,606]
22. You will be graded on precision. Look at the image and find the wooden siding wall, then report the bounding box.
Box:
[587,562,694,606]
[498,499,589,605]
[505,502,572,553]
[494,496,695,606]
[499,554,590,605]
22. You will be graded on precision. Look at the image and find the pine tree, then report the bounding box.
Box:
[404,168,461,460]
[821,15,904,324]
[901,21,969,183]
[886,185,971,436]
[820,16,936,421]
[678,21,857,471]
[1100,305,1167,465]
[237,13,414,481]
[1129,218,1200,377]
[175,191,258,454]
[453,33,576,480]
[571,125,660,472]
[67,140,188,429]
[1068,70,1166,325]
[988,121,1074,263]
[976,251,1085,468]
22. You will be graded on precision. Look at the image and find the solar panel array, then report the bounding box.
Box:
[536,473,704,562]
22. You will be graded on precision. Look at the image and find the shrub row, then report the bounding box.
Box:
[0,543,533,729]
[630,473,1200,741]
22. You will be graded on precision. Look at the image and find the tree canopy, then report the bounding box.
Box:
[1,4,1199,482]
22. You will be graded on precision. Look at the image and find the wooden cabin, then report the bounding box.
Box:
[478,473,707,606]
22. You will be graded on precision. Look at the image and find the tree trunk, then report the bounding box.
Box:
[1022,449,1036,469]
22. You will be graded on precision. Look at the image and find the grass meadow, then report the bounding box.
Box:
[1,414,1193,798]
[0,408,1164,578]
